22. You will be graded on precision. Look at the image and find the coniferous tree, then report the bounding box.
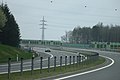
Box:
[0,4,20,47]
[0,8,6,31]
[0,7,7,43]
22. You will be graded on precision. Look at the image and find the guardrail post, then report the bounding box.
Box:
[60,56,62,70]
[54,56,56,71]
[31,57,34,75]
[84,55,87,65]
[81,55,83,67]
[73,56,75,66]
[20,58,23,76]
[96,53,99,60]
[40,57,43,73]
[48,57,50,72]
[78,55,81,65]
[77,56,78,63]
[69,56,71,67]
[86,55,89,65]
[8,58,11,79]
[65,56,67,69]
[76,56,78,67]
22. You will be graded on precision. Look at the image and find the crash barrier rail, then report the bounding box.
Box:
[7,52,99,79]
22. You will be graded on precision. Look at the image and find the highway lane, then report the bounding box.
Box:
[0,47,51,74]
[0,47,80,74]
[53,49,120,80]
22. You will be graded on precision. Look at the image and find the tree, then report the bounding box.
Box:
[72,27,81,43]
[71,26,92,44]
[61,31,72,43]
[61,22,120,44]
[92,23,103,42]
[0,7,6,31]
[0,4,20,47]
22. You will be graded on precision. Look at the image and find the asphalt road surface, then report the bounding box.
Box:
[0,47,79,74]
[50,48,120,80]
[1,47,120,80]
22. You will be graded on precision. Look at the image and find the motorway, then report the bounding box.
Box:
[0,47,79,74]
[0,47,120,80]
[48,48,120,80]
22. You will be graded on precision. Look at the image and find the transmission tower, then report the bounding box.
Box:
[40,16,47,40]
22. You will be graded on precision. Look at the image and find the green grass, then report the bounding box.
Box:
[0,44,34,63]
[0,57,105,80]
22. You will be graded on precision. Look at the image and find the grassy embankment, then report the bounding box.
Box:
[0,44,35,63]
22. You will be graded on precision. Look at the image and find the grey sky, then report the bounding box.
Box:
[2,0,120,40]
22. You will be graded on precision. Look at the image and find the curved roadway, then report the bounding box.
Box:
[50,48,120,80]
[0,47,78,74]
[0,47,120,80]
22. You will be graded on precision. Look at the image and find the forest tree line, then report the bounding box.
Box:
[0,3,20,47]
[61,22,120,44]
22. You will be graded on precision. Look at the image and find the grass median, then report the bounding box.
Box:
[0,56,105,80]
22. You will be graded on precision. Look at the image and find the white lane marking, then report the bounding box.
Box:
[45,52,54,59]
[54,55,114,80]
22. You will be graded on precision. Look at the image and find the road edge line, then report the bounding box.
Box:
[54,55,114,80]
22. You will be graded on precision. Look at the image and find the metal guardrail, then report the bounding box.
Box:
[6,53,99,79]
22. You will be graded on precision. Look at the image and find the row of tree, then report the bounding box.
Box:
[61,22,120,44]
[0,3,20,47]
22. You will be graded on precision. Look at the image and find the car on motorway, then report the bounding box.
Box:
[45,49,51,52]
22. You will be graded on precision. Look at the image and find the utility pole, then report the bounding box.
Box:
[40,16,47,40]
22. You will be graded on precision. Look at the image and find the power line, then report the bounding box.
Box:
[39,16,47,40]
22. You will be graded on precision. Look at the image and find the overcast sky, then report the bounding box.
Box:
[1,0,120,40]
